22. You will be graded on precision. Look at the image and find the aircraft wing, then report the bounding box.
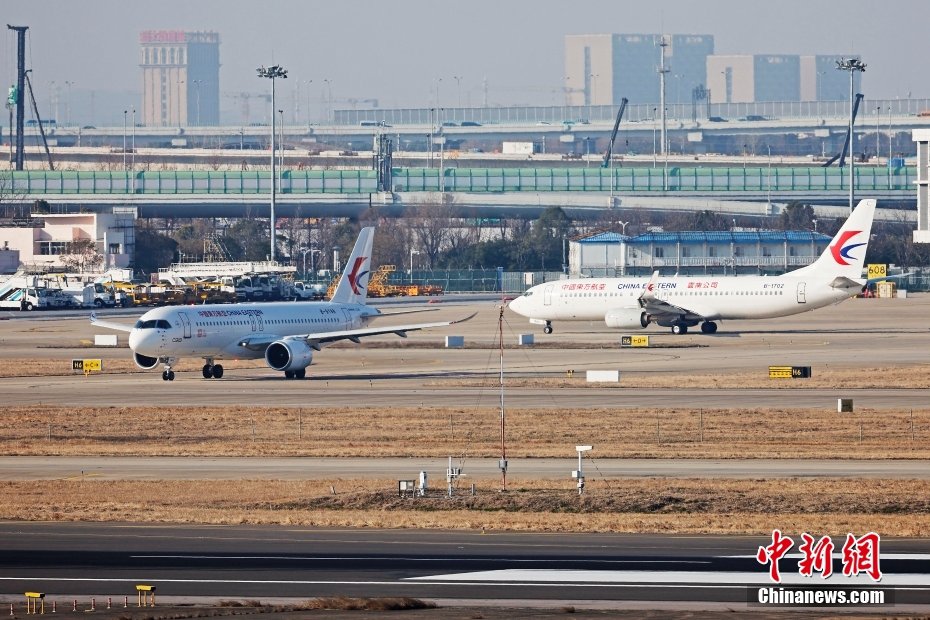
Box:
[637,271,705,322]
[238,313,476,352]
[89,312,133,333]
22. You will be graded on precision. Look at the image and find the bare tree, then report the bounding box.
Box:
[60,238,103,273]
[406,196,456,269]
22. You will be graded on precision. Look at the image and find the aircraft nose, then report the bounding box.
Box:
[508,295,525,315]
[128,329,155,355]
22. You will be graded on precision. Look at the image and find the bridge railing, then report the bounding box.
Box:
[4,166,916,195]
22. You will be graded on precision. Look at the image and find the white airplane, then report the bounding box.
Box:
[91,227,473,381]
[509,199,877,335]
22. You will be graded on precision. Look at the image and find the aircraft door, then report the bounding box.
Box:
[543,284,554,306]
[342,309,353,329]
[797,282,807,304]
[177,311,192,338]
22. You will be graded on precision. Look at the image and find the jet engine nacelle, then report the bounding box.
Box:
[265,339,314,372]
[134,352,160,369]
[604,308,650,329]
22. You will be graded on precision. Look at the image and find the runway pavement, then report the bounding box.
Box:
[2,456,929,480]
[0,522,927,612]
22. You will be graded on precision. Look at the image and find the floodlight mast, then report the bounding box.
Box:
[836,57,866,214]
[257,64,288,262]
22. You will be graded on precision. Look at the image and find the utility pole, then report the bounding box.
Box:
[7,25,28,171]
[658,35,670,192]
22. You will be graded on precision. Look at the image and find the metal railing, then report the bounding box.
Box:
[5,166,915,195]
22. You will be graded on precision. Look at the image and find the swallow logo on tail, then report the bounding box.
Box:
[830,230,865,266]
[347,256,370,295]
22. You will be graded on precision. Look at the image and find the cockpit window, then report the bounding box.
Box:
[134,319,171,330]
[523,291,533,297]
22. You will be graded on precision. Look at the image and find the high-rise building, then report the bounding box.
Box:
[708,54,859,104]
[800,55,858,101]
[564,34,715,107]
[140,30,220,127]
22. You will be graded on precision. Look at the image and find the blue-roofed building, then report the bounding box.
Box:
[571,229,832,276]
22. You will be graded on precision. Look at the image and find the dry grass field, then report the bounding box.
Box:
[2,404,928,459]
[3,477,929,536]
[4,339,929,536]
[2,402,929,536]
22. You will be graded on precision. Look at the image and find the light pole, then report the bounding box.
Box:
[875,105,880,161]
[453,75,462,108]
[278,108,285,171]
[652,107,657,168]
[836,57,866,213]
[303,79,312,125]
[767,145,772,209]
[176,77,184,128]
[300,246,320,281]
[64,80,74,126]
[122,109,127,170]
[257,64,288,263]
[322,78,333,122]
[193,79,202,126]
[589,73,598,105]
[409,249,420,284]
[131,107,136,173]
[887,105,893,188]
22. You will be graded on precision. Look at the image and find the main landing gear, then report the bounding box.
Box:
[283,369,306,380]
[161,368,175,381]
[202,360,225,379]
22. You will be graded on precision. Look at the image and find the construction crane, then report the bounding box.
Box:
[23,71,54,171]
[821,93,864,168]
[601,97,628,168]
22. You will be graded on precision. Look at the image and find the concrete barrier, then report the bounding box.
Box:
[94,334,118,346]
[586,370,620,383]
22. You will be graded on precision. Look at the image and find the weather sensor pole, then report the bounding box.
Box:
[572,445,593,495]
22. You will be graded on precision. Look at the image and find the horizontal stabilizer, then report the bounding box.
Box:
[830,276,864,290]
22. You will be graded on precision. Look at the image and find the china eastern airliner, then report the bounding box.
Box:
[509,199,876,335]
[91,227,473,381]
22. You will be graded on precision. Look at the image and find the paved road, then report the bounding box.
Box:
[2,456,929,480]
[0,523,926,611]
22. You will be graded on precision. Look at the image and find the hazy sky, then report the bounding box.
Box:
[3,0,928,125]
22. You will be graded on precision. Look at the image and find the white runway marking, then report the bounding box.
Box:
[407,569,930,588]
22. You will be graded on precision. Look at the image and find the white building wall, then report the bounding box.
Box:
[914,129,930,243]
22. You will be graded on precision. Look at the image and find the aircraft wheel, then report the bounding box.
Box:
[202,364,213,379]
[213,365,224,379]
[671,324,688,335]
[295,368,306,379]
[284,370,295,379]
[167,370,175,381]
[162,370,169,381]
[701,321,718,334]
[543,325,553,334]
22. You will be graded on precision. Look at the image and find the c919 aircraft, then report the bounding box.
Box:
[509,199,876,335]
[92,227,473,380]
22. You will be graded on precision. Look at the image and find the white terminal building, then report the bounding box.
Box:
[0,209,134,274]
[913,129,930,244]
